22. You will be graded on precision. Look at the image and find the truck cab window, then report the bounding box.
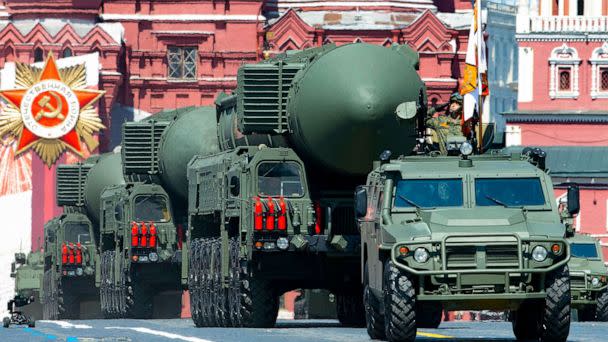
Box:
[134,195,171,222]
[64,223,91,244]
[258,162,304,197]
[394,179,463,208]
[570,243,598,259]
[475,178,545,207]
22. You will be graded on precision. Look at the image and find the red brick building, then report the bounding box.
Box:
[505,0,608,259]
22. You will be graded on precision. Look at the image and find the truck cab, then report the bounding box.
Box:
[359,147,574,342]
[567,234,608,321]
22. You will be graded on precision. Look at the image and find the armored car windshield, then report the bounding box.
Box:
[475,178,545,207]
[394,179,463,208]
[571,243,599,259]
[64,223,91,244]
[134,195,171,222]
[257,161,304,197]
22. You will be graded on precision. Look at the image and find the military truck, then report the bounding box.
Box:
[567,234,608,321]
[358,147,576,342]
[185,42,424,328]
[9,251,43,321]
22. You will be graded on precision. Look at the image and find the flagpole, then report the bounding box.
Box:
[476,0,484,153]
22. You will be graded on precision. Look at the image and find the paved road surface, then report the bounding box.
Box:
[1,319,607,341]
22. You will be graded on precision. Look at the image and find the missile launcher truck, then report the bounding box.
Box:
[40,154,123,319]
[97,106,219,318]
[8,251,43,321]
[185,42,424,328]
[358,147,577,342]
[567,234,608,321]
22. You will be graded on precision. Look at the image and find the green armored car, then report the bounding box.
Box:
[9,251,43,321]
[358,147,576,342]
[568,234,608,321]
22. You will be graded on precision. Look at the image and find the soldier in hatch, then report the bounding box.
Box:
[426,92,465,155]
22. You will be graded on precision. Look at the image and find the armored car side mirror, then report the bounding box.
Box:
[355,186,368,219]
[567,184,580,216]
[229,176,240,197]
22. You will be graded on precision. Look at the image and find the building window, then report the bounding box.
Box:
[577,0,585,15]
[168,46,197,80]
[62,48,73,58]
[590,42,608,98]
[34,47,44,62]
[549,44,580,99]
[558,68,571,91]
[601,69,608,91]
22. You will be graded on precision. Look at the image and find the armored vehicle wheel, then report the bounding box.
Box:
[227,237,242,327]
[42,269,59,320]
[189,238,204,327]
[363,264,385,340]
[100,251,114,318]
[511,301,540,340]
[124,260,153,319]
[383,261,416,342]
[540,265,571,342]
[3,317,9,328]
[416,302,442,329]
[59,286,80,319]
[240,260,279,328]
[596,290,608,322]
[211,239,229,326]
[201,239,216,326]
[336,292,366,327]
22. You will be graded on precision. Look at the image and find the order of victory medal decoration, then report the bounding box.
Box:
[0,53,105,166]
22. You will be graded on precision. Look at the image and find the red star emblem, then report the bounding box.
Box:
[0,53,103,158]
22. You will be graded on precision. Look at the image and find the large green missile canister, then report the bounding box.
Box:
[122,106,219,203]
[84,152,125,223]
[218,43,424,177]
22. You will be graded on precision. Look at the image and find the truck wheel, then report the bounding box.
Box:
[511,301,540,340]
[42,269,59,320]
[227,237,242,327]
[596,290,608,322]
[100,251,115,319]
[364,282,385,339]
[336,292,366,327]
[211,238,229,326]
[125,269,153,319]
[59,284,80,320]
[189,238,204,327]
[416,302,442,328]
[3,317,10,328]
[383,261,416,342]
[540,265,571,342]
[201,239,216,326]
[240,262,279,327]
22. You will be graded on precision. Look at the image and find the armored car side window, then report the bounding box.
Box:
[257,162,304,197]
[134,195,171,222]
[394,179,463,208]
[475,178,545,207]
[571,243,599,259]
[64,223,91,244]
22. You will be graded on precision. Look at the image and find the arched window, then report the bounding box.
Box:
[34,47,44,62]
[601,69,608,91]
[590,42,608,98]
[559,68,571,91]
[549,44,580,98]
[62,47,73,58]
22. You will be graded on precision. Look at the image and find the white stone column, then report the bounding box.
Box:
[518,0,531,33]
[549,62,556,98]
[519,47,535,103]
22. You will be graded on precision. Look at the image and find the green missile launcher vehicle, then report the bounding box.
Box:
[567,234,608,321]
[358,147,576,342]
[9,251,43,321]
[185,42,425,328]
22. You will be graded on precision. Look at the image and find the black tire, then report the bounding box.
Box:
[211,239,229,327]
[596,290,608,322]
[416,302,442,329]
[3,317,9,328]
[363,261,385,340]
[201,239,216,327]
[336,292,366,327]
[189,238,204,327]
[100,250,115,319]
[227,238,242,327]
[126,273,153,319]
[60,288,80,319]
[540,265,571,342]
[511,301,541,341]
[240,262,279,328]
[383,261,416,342]
[42,269,59,320]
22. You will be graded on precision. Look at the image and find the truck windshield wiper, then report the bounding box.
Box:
[397,195,434,210]
[483,194,521,209]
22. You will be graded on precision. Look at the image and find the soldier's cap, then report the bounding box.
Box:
[450,92,463,104]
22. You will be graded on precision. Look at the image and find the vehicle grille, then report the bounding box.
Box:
[446,246,476,269]
[56,163,92,206]
[486,246,519,268]
[445,244,519,270]
[570,276,586,289]
[122,120,169,177]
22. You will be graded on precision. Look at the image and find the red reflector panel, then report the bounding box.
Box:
[131,222,139,247]
[140,222,148,247]
[253,197,263,230]
[149,223,157,247]
[61,243,67,264]
[314,202,322,235]
[266,197,275,230]
[278,197,287,230]
[68,243,75,264]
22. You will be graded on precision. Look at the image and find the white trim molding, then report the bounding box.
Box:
[549,43,580,99]
[590,42,608,99]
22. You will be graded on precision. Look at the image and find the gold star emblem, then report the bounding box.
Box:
[0,53,105,166]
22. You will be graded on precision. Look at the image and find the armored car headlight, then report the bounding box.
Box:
[592,277,601,287]
[148,252,159,262]
[76,268,83,276]
[532,245,548,262]
[414,248,430,263]
[460,142,473,156]
[276,237,289,250]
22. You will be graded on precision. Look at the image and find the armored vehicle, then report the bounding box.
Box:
[567,234,608,321]
[358,148,575,342]
[186,42,424,328]
[9,251,43,321]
